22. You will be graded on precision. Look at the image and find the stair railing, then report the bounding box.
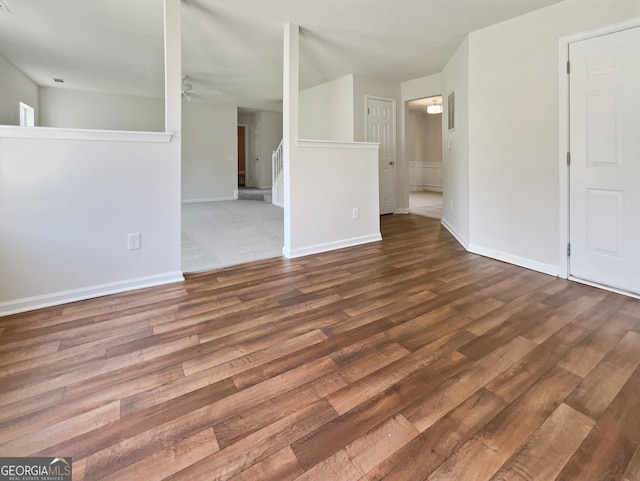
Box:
[271,139,284,207]
[272,139,283,184]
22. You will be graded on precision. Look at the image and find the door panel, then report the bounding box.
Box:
[569,26,640,294]
[366,98,395,215]
[238,126,246,187]
[586,189,623,256]
[248,123,260,188]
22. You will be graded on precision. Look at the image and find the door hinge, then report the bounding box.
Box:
[367,108,370,115]
[566,60,570,74]
[566,152,571,165]
[567,243,571,256]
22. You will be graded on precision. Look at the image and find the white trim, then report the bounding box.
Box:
[0,126,173,143]
[558,17,640,280]
[409,161,443,192]
[469,244,559,277]
[19,102,35,127]
[569,276,640,300]
[558,37,570,279]
[440,218,469,250]
[296,139,379,150]
[0,271,184,317]
[441,218,558,277]
[181,196,237,204]
[446,89,456,132]
[282,233,382,259]
[365,94,397,215]
[395,208,410,214]
[238,123,249,188]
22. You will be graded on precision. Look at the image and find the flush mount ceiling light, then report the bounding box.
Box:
[426,100,442,115]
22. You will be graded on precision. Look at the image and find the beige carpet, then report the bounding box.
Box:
[410,190,443,219]
[181,200,284,273]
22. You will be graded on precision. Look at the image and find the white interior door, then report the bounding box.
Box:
[366,97,395,215]
[248,123,260,188]
[569,26,640,294]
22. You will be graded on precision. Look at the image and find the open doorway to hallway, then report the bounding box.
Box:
[406,95,443,219]
[180,107,284,274]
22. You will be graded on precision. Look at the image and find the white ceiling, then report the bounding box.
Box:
[0,0,565,111]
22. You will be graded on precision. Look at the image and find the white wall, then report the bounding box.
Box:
[405,110,417,167]
[0,54,39,126]
[299,74,354,141]
[415,112,442,163]
[182,101,237,202]
[238,111,257,125]
[39,87,164,131]
[401,74,442,104]
[257,110,283,188]
[441,38,470,246]
[0,131,181,315]
[467,0,640,273]
[0,0,183,316]
[287,140,381,257]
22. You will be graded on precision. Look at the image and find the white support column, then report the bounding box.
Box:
[282,23,299,258]
[164,0,182,270]
[164,0,182,135]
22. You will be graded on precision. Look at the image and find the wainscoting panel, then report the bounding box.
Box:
[409,161,442,192]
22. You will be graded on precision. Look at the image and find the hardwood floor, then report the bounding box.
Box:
[1,214,640,481]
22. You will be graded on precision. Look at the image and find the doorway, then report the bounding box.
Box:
[247,123,260,188]
[561,21,640,296]
[237,125,246,187]
[406,96,443,218]
[366,96,396,215]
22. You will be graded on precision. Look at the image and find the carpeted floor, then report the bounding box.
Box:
[409,190,443,219]
[181,200,284,273]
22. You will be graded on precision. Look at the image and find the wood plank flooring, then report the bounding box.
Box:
[1,214,640,480]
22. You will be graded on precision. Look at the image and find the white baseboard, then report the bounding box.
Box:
[182,196,237,204]
[569,276,640,300]
[395,208,410,214]
[440,218,558,277]
[440,218,469,250]
[468,244,558,277]
[0,271,185,317]
[283,233,382,259]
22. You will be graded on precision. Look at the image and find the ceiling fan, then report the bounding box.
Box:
[181,75,195,101]
[181,74,222,101]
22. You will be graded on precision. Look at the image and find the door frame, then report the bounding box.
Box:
[365,94,397,214]
[558,17,640,284]
[237,124,249,188]
[246,122,260,188]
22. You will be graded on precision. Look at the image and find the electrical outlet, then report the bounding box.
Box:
[352,208,359,220]
[128,233,141,250]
